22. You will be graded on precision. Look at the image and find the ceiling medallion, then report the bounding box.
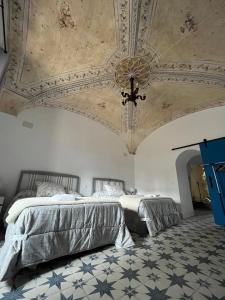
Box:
[115,56,151,106]
[115,56,151,89]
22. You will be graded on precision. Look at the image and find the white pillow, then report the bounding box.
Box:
[36,181,65,197]
[103,184,125,196]
[51,194,79,201]
[92,191,119,201]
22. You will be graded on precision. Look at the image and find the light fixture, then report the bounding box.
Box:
[121,76,146,106]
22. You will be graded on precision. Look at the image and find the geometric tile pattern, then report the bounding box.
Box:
[0,214,225,299]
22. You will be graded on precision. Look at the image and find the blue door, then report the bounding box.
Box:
[200,139,225,225]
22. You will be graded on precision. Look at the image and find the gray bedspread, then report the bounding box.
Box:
[138,197,181,236]
[0,201,134,281]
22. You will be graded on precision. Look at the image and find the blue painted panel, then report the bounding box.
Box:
[200,139,225,225]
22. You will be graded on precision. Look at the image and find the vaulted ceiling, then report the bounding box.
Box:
[1,0,225,153]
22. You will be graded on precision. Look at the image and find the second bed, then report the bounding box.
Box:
[87,177,181,237]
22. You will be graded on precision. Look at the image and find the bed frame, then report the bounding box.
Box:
[92,177,148,236]
[16,170,80,194]
[92,177,125,193]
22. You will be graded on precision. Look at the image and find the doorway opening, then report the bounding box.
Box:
[187,155,211,215]
[176,149,211,218]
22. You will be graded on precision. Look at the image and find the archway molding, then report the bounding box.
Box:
[176,149,201,218]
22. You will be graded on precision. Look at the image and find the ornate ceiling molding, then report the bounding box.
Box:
[28,71,115,103]
[114,0,129,55]
[5,0,27,88]
[115,56,151,88]
[1,0,225,154]
[136,0,158,55]
[152,62,225,88]
[128,0,141,56]
[8,0,225,100]
[35,98,120,136]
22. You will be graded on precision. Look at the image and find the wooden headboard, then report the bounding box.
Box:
[16,170,80,194]
[92,177,125,193]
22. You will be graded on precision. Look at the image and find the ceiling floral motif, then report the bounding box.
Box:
[1,0,225,154]
[115,56,152,89]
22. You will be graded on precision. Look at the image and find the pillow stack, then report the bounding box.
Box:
[104,183,125,196]
[36,181,65,197]
[92,183,125,198]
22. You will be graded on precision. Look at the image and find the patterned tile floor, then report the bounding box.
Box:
[0,213,225,300]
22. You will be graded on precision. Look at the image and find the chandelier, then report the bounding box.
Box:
[121,76,146,106]
[115,57,150,107]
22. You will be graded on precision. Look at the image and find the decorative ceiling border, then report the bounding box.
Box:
[152,62,225,88]
[156,61,225,74]
[152,71,225,88]
[114,0,129,55]
[34,98,120,136]
[5,0,140,100]
[5,0,27,88]
[6,0,225,102]
[6,0,119,100]
[17,0,30,82]
[2,0,225,154]
[28,75,115,103]
[122,101,137,132]
[137,0,158,55]
[129,0,141,56]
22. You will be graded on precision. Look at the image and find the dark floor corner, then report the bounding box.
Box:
[194,208,212,217]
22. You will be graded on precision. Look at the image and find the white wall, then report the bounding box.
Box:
[135,106,225,218]
[2,104,225,218]
[0,108,134,207]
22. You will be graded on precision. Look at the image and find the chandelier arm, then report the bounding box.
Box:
[121,92,130,98]
[120,75,146,106]
[137,95,146,100]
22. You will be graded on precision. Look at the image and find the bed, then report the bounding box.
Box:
[91,177,181,237]
[0,171,134,281]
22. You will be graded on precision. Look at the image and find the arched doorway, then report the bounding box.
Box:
[187,155,211,213]
[176,149,200,218]
[176,149,211,218]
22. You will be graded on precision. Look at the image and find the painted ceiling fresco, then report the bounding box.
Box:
[1,0,225,153]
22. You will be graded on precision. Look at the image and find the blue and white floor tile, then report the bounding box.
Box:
[0,214,225,299]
